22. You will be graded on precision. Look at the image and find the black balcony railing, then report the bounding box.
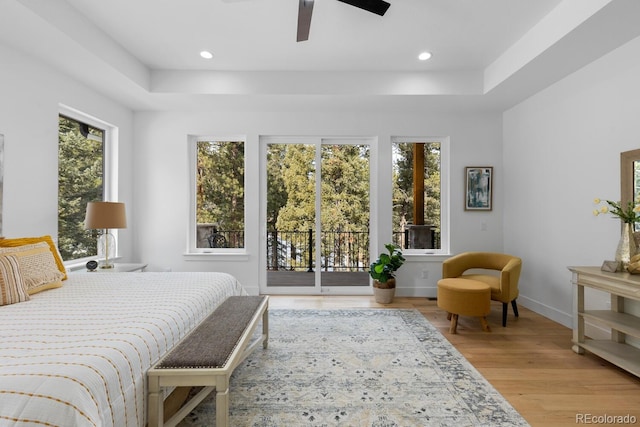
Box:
[197,224,440,271]
[267,229,370,272]
[197,224,244,248]
[392,228,440,250]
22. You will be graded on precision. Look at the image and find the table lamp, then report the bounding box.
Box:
[84,201,127,269]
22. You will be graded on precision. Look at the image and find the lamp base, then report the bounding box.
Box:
[97,231,116,269]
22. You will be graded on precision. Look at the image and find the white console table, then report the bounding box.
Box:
[569,266,640,378]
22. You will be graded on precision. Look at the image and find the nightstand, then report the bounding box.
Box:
[95,263,147,272]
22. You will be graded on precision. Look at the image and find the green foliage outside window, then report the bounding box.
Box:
[268,144,370,234]
[392,142,441,248]
[272,144,316,232]
[266,144,289,232]
[266,143,370,271]
[196,141,245,248]
[58,115,104,260]
[320,144,370,233]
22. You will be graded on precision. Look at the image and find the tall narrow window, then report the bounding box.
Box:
[392,139,443,251]
[195,140,245,249]
[58,114,104,260]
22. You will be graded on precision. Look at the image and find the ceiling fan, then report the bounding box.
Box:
[297,0,391,42]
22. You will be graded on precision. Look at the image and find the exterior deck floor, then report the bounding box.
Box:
[267,271,369,287]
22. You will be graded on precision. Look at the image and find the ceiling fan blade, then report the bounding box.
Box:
[297,0,314,42]
[336,0,390,16]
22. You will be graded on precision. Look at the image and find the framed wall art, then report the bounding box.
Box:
[465,166,493,211]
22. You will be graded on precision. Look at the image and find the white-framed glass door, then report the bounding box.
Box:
[260,136,372,295]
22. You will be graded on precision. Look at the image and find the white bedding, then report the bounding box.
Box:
[0,272,246,427]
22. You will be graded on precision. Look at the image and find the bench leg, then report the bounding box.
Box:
[148,376,164,427]
[262,307,269,349]
[216,377,230,427]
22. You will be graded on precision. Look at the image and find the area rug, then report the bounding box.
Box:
[178,309,529,427]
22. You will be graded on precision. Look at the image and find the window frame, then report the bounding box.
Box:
[186,135,248,256]
[58,104,118,266]
[391,136,450,256]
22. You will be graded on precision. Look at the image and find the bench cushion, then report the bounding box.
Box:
[155,295,266,369]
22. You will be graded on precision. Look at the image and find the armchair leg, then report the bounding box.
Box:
[502,300,519,327]
[502,303,507,327]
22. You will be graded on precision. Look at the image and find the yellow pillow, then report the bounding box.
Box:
[0,254,30,305]
[0,235,67,280]
[0,242,64,295]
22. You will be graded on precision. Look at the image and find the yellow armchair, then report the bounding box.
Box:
[442,252,522,326]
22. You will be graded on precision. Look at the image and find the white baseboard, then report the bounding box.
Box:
[517,295,572,328]
[396,285,437,298]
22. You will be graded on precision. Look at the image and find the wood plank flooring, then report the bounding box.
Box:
[268,295,640,427]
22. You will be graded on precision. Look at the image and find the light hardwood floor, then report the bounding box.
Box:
[268,295,640,427]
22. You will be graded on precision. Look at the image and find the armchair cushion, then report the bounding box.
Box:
[459,273,501,299]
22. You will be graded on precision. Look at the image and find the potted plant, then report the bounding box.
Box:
[369,243,405,304]
[593,198,640,269]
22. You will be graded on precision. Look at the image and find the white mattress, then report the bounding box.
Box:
[0,272,246,427]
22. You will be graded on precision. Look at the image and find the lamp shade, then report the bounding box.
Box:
[84,202,127,230]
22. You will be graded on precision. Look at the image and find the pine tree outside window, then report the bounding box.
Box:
[191,139,245,251]
[58,113,106,261]
[392,137,449,254]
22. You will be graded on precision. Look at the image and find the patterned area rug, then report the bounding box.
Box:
[178,309,529,427]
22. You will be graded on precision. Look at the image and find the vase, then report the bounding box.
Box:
[615,222,638,270]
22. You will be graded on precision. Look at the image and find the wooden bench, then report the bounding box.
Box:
[147,295,269,427]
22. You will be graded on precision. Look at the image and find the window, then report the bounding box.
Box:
[57,113,105,261]
[191,138,245,252]
[392,137,449,254]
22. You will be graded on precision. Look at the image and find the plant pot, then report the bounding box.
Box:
[374,287,395,304]
[373,278,396,304]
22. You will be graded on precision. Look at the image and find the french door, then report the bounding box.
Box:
[261,136,372,295]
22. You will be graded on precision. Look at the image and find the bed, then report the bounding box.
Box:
[0,271,247,427]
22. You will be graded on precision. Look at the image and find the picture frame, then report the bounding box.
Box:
[465,166,493,211]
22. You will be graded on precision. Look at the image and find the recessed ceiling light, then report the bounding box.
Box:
[200,51,214,59]
[418,51,432,61]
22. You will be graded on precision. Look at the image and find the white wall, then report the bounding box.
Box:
[133,110,503,295]
[10,24,639,326]
[503,35,640,327]
[3,16,640,327]
[0,37,505,298]
[0,43,135,260]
